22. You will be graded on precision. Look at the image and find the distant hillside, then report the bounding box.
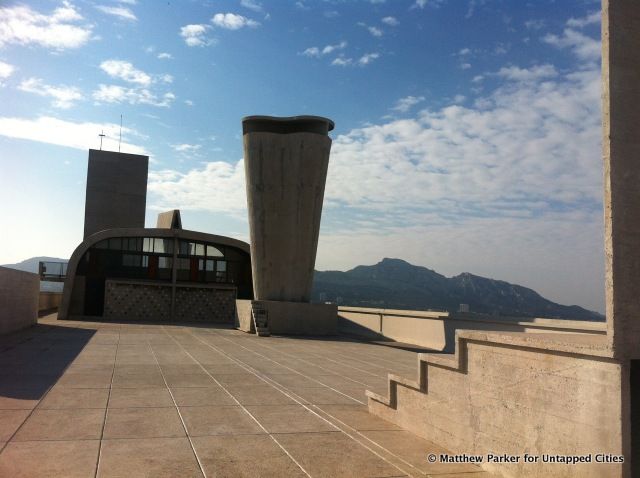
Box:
[312,258,604,322]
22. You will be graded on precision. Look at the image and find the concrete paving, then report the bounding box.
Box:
[0,314,493,478]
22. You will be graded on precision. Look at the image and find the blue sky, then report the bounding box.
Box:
[0,0,604,312]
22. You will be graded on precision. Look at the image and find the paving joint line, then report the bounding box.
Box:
[146,340,208,478]
[93,326,120,478]
[184,328,422,478]
[159,326,313,478]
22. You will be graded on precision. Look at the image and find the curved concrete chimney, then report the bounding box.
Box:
[243,115,334,302]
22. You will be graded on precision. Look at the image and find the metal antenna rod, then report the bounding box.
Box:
[119,114,123,152]
[98,130,105,151]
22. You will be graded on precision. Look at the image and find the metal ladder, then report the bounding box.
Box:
[251,304,270,337]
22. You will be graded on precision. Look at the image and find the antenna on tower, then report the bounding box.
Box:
[119,114,123,152]
[98,130,106,151]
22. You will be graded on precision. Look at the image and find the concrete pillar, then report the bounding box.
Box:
[84,149,148,239]
[243,115,334,302]
[602,0,640,359]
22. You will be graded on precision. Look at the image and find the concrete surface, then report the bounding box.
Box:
[602,0,640,360]
[156,210,182,229]
[368,331,624,478]
[235,299,253,332]
[0,267,38,335]
[38,292,63,314]
[59,227,252,320]
[338,306,606,352]
[255,300,337,335]
[83,149,149,239]
[0,314,493,478]
[243,116,333,303]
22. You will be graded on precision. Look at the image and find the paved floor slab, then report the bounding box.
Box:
[0,316,486,478]
[0,439,100,478]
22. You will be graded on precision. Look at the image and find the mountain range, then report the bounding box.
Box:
[3,256,604,321]
[311,258,604,322]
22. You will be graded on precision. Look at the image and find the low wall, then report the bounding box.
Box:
[238,300,337,335]
[369,332,624,478]
[338,306,606,351]
[38,292,63,313]
[103,280,236,322]
[0,266,39,334]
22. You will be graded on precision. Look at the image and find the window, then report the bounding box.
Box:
[154,238,173,254]
[207,245,224,257]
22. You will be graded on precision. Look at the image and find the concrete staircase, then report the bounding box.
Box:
[251,304,270,337]
[365,330,622,478]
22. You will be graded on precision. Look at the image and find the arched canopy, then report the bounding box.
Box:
[59,227,251,319]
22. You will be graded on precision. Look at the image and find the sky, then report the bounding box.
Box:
[0,0,605,312]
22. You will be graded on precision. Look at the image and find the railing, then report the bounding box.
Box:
[38,261,68,282]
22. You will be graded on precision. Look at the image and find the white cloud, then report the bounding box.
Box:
[0,60,14,85]
[95,5,136,21]
[100,60,151,85]
[171,143,201,153]
[358,52,379,66]
[392,95,425,113]
[331,57,352,67]
[0,115,148,155]
[332,52,379,67]
[92,84,175,107]
[211,13,259,30]
[0,2,92,50]
[495,64,557,82]
[148,161,247,217]
[381,16,398,26]
[302,41,347,58]
[302,47,321,58]
[240,0,263,12]
[368,26,383,37]
[542,12,601,63]
[18,77,82,109]
[543,29,600,62]
[460,62,471,70]
[567,11,600,29]
[525,19,545,31]
[180,24,214,47]
[157,52,173,60]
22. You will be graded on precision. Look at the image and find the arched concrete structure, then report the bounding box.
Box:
[59,227,251,320]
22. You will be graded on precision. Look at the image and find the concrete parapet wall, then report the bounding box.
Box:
[38,292,63,313]
[338,306,606,351]
[368,331,624,477]
[0,266,39,334]
[255,300,337,335]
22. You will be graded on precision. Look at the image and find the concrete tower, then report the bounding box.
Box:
[83,149,149,238]
[243,115,334,302]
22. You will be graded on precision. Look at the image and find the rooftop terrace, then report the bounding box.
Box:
[0,315,493,478]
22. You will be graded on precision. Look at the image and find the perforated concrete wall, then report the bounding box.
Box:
[104,280,236,322]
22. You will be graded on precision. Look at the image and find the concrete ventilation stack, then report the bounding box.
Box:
[241,115,337,335]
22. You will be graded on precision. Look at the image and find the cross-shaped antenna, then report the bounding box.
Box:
[98,130,106,150]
